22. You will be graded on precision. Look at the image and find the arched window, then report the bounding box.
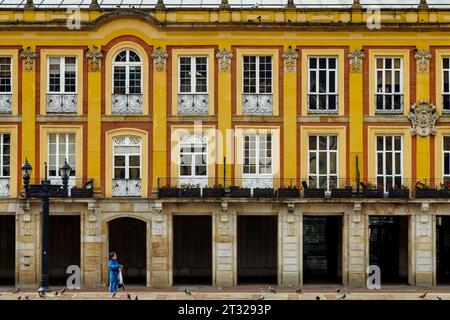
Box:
[112,50,142,95]
[112,136,141,197]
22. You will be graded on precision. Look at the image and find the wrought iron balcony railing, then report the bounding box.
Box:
[177,93,209,115]
[242,93,273,115]
[0,94,12,114]
[0,177,10,197]
[46,93,77,114]
[375,93,404,114]
[112,178,142,197]
[24,178,94,198]
[112,94,143,114]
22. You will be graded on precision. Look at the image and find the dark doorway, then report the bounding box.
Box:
[303,216,342,283]
[0,215,15,285]
[49,215,80,285]
[109,218,147,285]
[237,215,277,284]
[173,215,212,285]
[369,216,408,284]
[437,216,450,284]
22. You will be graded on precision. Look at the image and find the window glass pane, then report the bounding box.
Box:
[319,152,327,174]
[309,152,316,174]
[444,137,450,151]
[129,155,140,167]
[129,168,140,179]
[309,136,317,150]
[330,152,337,174]
[114,155,125,167]
[319,136,327,150]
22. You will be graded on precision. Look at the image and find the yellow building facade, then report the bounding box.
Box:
[1,2,450,289]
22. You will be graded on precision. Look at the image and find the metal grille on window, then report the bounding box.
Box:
[443,58,450,113]
[375,57,404,114]
[308,135,338,190]
[112,50,143,114]
[308,57,338,113]
[376,135,403,192]
[47,57,77,113]
[113,136,142,197]
[242,56,273,115]
[48,133,77,188]
[177,56,209,115]
[243,133,273,188]
[0,134,10,196]
[0,57,12,114]
[179,134,208,187]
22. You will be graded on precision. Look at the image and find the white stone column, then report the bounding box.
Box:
[347,202,367,286]
[413,203,434,286]
[150,202,171,287]
[82,201,102,287]
[280,203,301,286]
[213,202,235,287]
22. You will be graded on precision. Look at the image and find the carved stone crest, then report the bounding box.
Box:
[85,45,104,72]
[19,47,38,72]
[414,49,432,73]
[408,100,439,137]
[281,46,299,72]
[151,47,169,72]
[216,49,233,72]
[348,49,365,73]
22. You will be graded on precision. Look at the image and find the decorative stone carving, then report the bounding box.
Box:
[153,202,163,214]
[85,45,104,72]
[414,49,432,72]
[287,202,295,214]
[216,49,233,72]
[281,46,298,72]
[348,49,365,73]
[408,100,439,137]
[421,202,430,212]
[151,47,168,72]
[220,202,228,212]
[19,47,37,72]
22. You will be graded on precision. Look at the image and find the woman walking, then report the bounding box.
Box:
[108,252,123,296]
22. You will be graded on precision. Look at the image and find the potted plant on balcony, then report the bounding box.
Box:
[415,181,440,198]
[331,186,353,198]
[157,185,180,198]
[388,185,410,198]
[253,187,274,198]
[440,181,450,198]
[202,184,225,198]
[302,181,325,198]
[179,183,201,198]
[229,185,251,198]
[276,186,300,198]
[361,181,384,198]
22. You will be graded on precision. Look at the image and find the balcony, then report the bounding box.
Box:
[112,179,141,197]
[0,177,9,197]
[25,178,93,198]
[242,93,273,115]
[46,94,77,114]
[177,93,208,115]
[112,94,143,114]
[0,94,12,114]
[375,93,404,114]
[307,93,338,114]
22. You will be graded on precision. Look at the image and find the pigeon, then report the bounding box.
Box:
[135,295,139,300]
[419,292,428,299]
[59,288,65,295]
[257,16,262,22]
[25,296,30,300]
[112,291,116,298]
[288,19,292,23]
[55,291,59,296]
[18,296,22,300]
[269,286,277,294]
[258,295,265,300]
[315,296,320,300]
[437,296,442,300]
[38,291,46,299]
[127,293,131,300]
[295,287,303,294]
[336,288,341,293]
[14,287,20,294]
[339,293,347,300]
[185,288,192,296]
[248,19,254,23]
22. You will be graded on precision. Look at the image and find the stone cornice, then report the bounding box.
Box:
[364,115,409,123]
[167,115,217,122]
[0,115,22,122]
[232,115,283,123]
[297,115,349,123]
[101,115,153,122]
[36,115,87,122]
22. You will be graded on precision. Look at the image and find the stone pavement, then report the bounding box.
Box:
[1,285,450,300]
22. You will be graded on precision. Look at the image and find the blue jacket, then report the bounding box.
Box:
[108,259,121,280]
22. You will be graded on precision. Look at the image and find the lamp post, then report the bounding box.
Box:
[21,158,72,293]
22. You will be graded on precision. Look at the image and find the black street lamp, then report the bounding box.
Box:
[21,158,72,293]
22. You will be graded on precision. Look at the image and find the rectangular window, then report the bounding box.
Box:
[113,142,141,179]
[308,57,338,113]
[0,57,12,93]
[48,133,76,178]
[375,57,403,113]
[443,136,450,182]
[308,135,338,190]
[48,57,77,93]
[376,135,402,191]
[443,58,450,112]
[0,134,10,178]
[179,139,207,177]
[179,56,208,94]
[243,133,272,175]
[243,56,272,94]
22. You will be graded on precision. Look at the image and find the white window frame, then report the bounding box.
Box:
[307,56,338,113]
[112,49,143,95]
[375,135,403,191]
[113,137,142,180]
[47,56,77,94]
[242,55,273,94]
[179,137,208,179]
[307,135,338,190]
[178,56,208,94]
[0,133,10,178]
[442,57,450,112]
[443,136,450,182]
[375,56,403,113]
[0,56,12,94]
[242,133,273,177]
[47,133,76,179]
